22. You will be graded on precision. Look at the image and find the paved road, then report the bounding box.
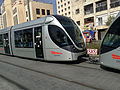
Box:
[0,54,120,90]
[0,76,21,90]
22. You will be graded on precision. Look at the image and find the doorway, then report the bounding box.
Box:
[34,26,44,58]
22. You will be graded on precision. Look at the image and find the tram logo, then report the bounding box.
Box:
[51,51,63,55]
[0,48,3,50]
[112,54,120,59]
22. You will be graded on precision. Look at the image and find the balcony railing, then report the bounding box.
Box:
[110,1,120,8]
[96,5,107,12]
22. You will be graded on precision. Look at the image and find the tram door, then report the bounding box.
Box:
[3,33,10,54]
[34,27,44,58]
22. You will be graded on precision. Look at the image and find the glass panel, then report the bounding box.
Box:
[0,35,3,47]
[34,26,44,58]
[14,28,33,48]
[3,33,10,54]
[4,33,9,47]
[48,25,72,47]
[15,30,23,48]
[36,8,40,15]
[47,10,50,15]
[42,9,45,15]
[54,15,85,48]
[102,17,120,48]
[23,29,33,48]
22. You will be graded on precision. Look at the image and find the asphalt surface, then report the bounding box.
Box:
[0,54,120,90]
[0,76,21,90]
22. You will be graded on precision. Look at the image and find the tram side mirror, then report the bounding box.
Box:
[45,17,54,24]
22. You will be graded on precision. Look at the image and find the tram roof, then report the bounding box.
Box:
[12,15,54,30]
[0,15,68,32]
[0,27,11,33]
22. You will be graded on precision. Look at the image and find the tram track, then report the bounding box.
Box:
[0,59,102,90]
[0,74,28,90]
[70,64,101,70]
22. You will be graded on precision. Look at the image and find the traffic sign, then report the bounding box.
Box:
[87,49,97,55]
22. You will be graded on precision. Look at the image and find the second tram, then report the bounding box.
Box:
[0,15,86,61]
[100,12,120,69]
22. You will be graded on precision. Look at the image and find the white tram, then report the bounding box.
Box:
[0,15,86,61]
[100,12,120,69]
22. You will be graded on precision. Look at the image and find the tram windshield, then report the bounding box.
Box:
[102,17,120,48]
[54,15,84,48]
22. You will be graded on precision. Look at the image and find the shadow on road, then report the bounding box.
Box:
[100,65,120,73]
[45,57,88,65]
[0,54,88,65]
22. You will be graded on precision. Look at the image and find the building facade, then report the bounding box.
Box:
[57,0,120,40]
[1,0,53,28]
[57,0,72,18]
[81,0,120,40]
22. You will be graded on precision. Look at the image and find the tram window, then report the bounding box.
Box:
[48,25,72,47]
[15,30,24,48]
[54,15,84,48]
[14,28,33,48]
[102,17,120,48]
[4,33,9,47]
[0,35,3,47]
[23,29,33,48]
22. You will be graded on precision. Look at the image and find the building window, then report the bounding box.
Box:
[68,1,70,4]
[98,17,103,25]
[84,4,94,15]
[65,8,67,11]
[2,5,5,14]
[68,6,70,9]
[37,17,40,19]
[13,15,18,25]
[96,1,107,12]
[13,7,17,15]
[83,0,86,2]
[76,9,80,14]
[42,9,45,15]
[26,11,28,17]
[84,17,94,24]
[68,12,71,14]
[75,0,79,1]
[76,21,80,25]
[3,14,7,28]
[36,8,40,15]
[96,14,108,26]
[110,0,120,8]
[47,10,50,15]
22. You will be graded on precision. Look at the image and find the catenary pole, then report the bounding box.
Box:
[27,0,31,21]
